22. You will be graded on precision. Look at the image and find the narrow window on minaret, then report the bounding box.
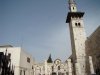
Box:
[83,65,84,68]
[75,23,77,26]
[73,7,74,10]
[78,23,81,26]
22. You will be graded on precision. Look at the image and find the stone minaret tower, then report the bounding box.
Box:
[66,0,87,75]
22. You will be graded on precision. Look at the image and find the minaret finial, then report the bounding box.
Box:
[68,0,77,12]
[69,0,75,4]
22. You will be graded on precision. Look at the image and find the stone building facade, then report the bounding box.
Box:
[26,0,100,74]
[0,0,99,75]
[86,26,100,74]
[66,0,96,75]
[0,45,34,75]
[66,0,87,75]
[33,58,72,75]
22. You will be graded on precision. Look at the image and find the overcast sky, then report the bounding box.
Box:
[0,0,100,62]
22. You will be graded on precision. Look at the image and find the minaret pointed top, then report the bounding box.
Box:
[47,54,53,63]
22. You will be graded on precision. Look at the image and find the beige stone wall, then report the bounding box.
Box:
[34,59,68,75]
[86,26,100,72]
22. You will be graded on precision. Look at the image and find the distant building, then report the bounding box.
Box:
[34,55,70,75]
[0,45,34,75]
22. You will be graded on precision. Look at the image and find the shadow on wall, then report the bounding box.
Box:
[95,68,100,75]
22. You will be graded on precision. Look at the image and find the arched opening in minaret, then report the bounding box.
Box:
[73,7,74,10]
[75,23,77,26]
[78,23,81,26]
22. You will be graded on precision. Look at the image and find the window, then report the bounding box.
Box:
[73,7,74,10]
[78,23,81,26]
[27,57,30,63]
[52,66,54,71]
[75,23,77,26]
[58,66,60,70]
[83,65,84,68]
[75,22,81,27]
[57,61,60,64]
[32,66,33,69]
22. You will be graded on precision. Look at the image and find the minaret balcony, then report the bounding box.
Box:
[66,12,84,23]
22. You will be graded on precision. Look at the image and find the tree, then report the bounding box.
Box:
[0,50,14,75]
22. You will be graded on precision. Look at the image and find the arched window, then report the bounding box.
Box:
[75,23,77,26]
[58,66,60,70]
[32,66,33,69]
[73,7,74,10]
[78,23,81,26]
[52,66,54,71]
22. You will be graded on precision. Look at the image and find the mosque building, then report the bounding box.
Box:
[0,0,100,75]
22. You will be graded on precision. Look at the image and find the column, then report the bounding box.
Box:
[57,71,58,75]
[89,56,95,74]
[45,60,47,75]
[75,63,81,75]
[67,59,72,75]
[33,66,35,75]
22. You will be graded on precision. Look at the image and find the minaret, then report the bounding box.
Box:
[66,0,87,75]
[69,0,77,12]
